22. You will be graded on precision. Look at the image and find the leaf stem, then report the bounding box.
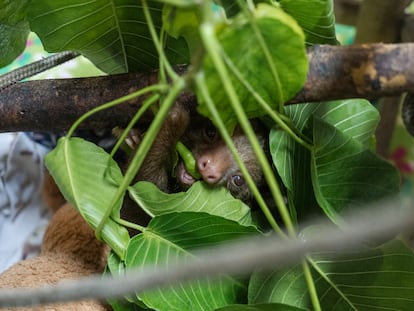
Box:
[307,256,355,308]
[109,93,160,159]
[66,84,168,138]
[199,22,294,237]
[113,216,146,233]
[302,259,322,311]
[235,0,284,111]
[96,79,186,236]
[195,73,284,234]
[142,0,179,80]
[222,54,313,150]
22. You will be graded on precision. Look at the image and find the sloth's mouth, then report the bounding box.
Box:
[175,161,197,188]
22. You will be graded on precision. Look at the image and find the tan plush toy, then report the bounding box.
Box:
[0,174,112,310]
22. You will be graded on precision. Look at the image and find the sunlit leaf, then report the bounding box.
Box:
[279,0,337,45]
[129,181,253,226]
[200,3,307,129]
[27,0,189,74]
[249,240,414,310]
[45,137,130,259]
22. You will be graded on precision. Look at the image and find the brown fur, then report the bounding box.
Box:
[180,114,266,202]
[134,102,191,192]
[42,172,66,213]
[131,102,266,203]
[0,203,111,310]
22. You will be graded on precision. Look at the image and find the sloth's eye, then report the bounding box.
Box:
[231,175,245,187]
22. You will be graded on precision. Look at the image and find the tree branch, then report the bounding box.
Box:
[2,43,414,132]
[292,43,414,103]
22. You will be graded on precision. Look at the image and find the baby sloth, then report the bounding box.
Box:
[132,101,267,203]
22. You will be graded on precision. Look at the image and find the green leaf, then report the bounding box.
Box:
[217,303,308,310]
[129,181,253,226]
[200,3,308,128]
[45,137,130,259]
[0,0,30,67]
[249,240,414,310]
[107,252,148,310]
[162,5,202,56]
[311,116,400,222]
[27,0,189,74]
[272,99,380,191]
[156,0,199,7]
[123,212,259,310]
[270,99,383,220]
[279,0,337,45]
[163,3,228,56]
[107,251,126,277]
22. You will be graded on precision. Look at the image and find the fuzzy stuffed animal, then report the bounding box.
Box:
[0,198,111,310]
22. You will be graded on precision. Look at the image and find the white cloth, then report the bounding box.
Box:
[0,133,51,272]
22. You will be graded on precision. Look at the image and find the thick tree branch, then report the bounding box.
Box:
[2,43,414,132]
[0,72,157,132]
[291,43,414,103]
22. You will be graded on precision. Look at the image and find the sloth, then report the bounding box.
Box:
[128,101,267,203]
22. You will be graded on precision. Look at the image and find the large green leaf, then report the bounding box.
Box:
[279,0,337,45]
[249,240,414,310]
[199,3,308,129]
[45,137,130,259]
[0,0,30,67]
[120,212,259,310]
[270,99,382,220]
[217,303,308,310]
[129,181,253,226]
[311,116,400,222]
[27,0,189,74]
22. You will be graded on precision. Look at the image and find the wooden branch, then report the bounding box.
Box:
[291,43,414,103]
[2,43,414,132]
[0,72,158,132]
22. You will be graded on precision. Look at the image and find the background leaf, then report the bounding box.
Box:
[129,181,253,226]
[27,0,189,74]
[45,137,130,259]
[311,116,400,222]
[279,0,337,45]
[270,99,382,220]
[249,240,414,310]
[122,212,259,310]
[0,0,30,67]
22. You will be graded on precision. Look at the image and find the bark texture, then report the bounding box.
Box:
[2,43,414,132]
